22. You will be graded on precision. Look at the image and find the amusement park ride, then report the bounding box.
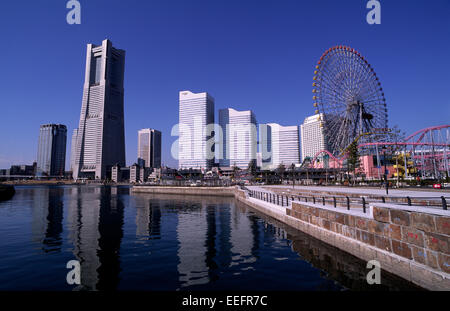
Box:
[308,45,449,181]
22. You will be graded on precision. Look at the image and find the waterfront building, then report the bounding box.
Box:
[130,164,140,183]
[36,124,67,177]
[300,114,326,163]
[178,90,215,170]
[72,39,126,180]
[4,163,37,177]
[266,123,300,169]
[111,164,121,182]
[139,167,151,183]
[137,128,162,168]
[218,108,257,169]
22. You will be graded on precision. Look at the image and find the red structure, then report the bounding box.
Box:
[310,125,450,180]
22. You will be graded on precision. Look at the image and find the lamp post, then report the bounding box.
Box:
[382,146,389,195]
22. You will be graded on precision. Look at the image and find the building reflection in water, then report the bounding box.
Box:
[31,187,65,253]
[177,202,209,287]
[23,187,421,291]
[230,203,256,267]
[136,200,161,240]
[66,186,124,291]
[176,197,265,288]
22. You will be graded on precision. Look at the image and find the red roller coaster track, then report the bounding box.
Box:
[310,125,450,178]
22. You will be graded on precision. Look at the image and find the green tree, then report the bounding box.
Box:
[232,162,240,180]
[346,141,361,185]
[277,163,286,184]
[247,160,257,181]
[290,163,296,188]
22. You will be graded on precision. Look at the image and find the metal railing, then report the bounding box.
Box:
[247,189,449,212]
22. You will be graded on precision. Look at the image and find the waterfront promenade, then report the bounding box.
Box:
[265,185,450,198]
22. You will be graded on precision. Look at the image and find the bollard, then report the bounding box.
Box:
[362,197,366,213]
[333,197,337,208]
[346,196,350,210]
[442,196,448,210]
[407,196,411,206]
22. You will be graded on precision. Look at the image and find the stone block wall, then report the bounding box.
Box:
[288,202,450,276]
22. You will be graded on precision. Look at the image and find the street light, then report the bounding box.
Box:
[382,146,389,195]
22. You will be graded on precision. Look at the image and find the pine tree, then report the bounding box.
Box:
[347,141,360,185]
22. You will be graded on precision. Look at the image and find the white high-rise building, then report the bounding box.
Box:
[266,123,300,168]
[300,113,326,163]
[178,90,215,170]
[73,39,126,180]
[218,108,257,169]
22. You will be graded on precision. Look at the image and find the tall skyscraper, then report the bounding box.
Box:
[300,113,326,163]
[219,108,257,169]
[70,129,78,172]
[72,39,126,180]
[137,128,162,168]
[178,90,215,170]
[266,123,300,168]
[36,124,67,177]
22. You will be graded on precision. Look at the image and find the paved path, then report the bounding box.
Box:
[247,186,368,213]
[264,185,450,198]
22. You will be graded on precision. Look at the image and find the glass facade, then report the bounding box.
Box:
[36,124,67,177]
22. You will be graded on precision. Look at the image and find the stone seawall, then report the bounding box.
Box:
[132,186,236,197]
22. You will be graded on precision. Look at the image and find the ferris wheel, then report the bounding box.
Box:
[312,45,388,156]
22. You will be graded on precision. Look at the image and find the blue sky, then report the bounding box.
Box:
[0,0,449,169]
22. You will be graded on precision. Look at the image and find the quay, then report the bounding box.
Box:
[132,185,450,290]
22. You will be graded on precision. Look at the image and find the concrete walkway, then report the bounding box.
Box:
[264,185,450,198]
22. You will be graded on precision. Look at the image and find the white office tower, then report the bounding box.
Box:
[267,123,301,168]
[300,113,326,163]
[178,90,215,169]
[219,108,257,169]
[70,129,78,172]
[137,128,162,168]
[73,39,126,180]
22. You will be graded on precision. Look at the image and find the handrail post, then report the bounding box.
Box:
[442,196,448,210]
[362,197,366,213]
[333,197,337,208]
[346,196,350,210]
[381,196,385,203]
[313,196,316,204]
[407,196,411,206]
[322,197,325,205]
